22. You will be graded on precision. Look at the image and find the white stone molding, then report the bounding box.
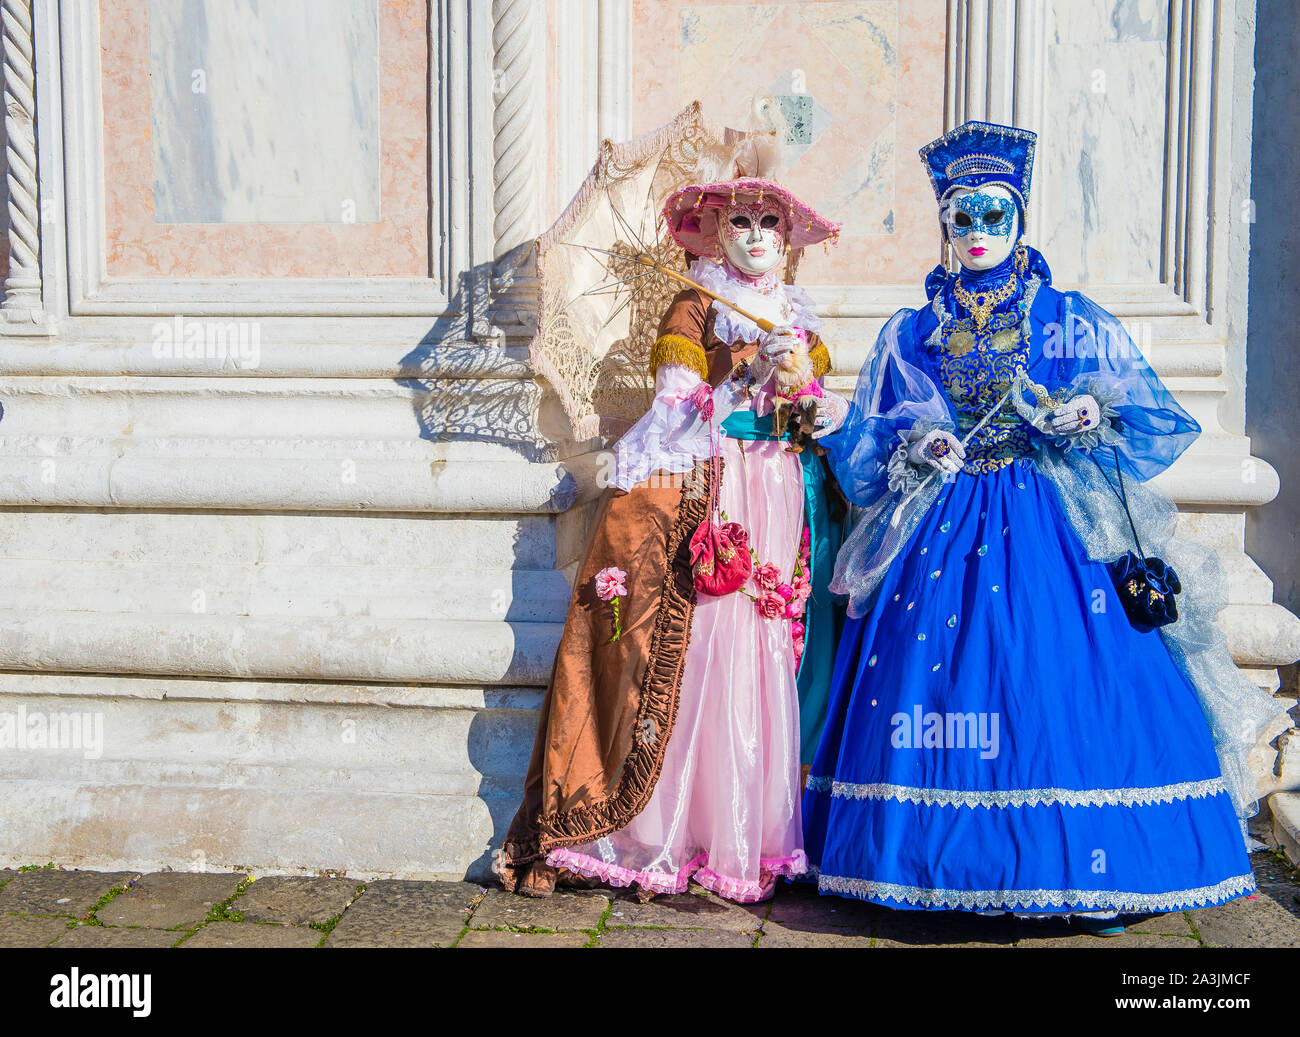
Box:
[549,0,632,226]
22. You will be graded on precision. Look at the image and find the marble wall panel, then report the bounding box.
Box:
[101,0,429,278]
[1035,0,1169,285]
[149,0,380,224]
[628,0,947,287]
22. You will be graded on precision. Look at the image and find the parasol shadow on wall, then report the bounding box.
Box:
[396,104,772,474]
[395,251,554,466]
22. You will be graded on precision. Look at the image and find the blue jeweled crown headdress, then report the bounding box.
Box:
[919,120,1037,218]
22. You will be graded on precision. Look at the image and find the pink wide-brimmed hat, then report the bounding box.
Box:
[662,177,841,257]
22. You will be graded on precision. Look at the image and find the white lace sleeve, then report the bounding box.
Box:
[611,363,743,491]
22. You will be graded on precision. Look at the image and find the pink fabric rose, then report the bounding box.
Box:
[791,622,806,639]
[793,581,812,602]
[777,583,794,602]
[753,563,781,592]
[594,566,628,602]
[756,592,786,620]
[785,600,805,619]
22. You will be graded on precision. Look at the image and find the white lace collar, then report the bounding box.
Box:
[687,257,822,346]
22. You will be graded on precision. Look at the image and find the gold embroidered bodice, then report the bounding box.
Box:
[936,306,1037,474]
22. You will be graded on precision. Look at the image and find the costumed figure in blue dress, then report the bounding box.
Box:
[802,120,1289,931]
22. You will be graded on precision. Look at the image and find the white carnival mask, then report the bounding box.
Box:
[944,184,1018,272]
[717,199,788,277]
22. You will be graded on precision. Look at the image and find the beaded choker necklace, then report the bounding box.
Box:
[953,270,1018,331]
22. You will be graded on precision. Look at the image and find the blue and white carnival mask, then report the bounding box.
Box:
[944,185,1019,272]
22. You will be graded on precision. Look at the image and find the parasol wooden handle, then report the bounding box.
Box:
[629,254,779,334]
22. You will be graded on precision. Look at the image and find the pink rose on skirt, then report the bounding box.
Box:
[753,562,781,592]
[777,583,795,602]
[791,622,806,639]
[756,592,786,620]
[793,581,812,601]
[594,566,628,602]
[785,600,805,619]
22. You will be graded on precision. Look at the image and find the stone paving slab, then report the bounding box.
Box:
[0,870,139,918]
[469,888,609,931]
[0,849,1293,948]
[766,884,879,930]
[758,921,874,948]
[234,876,360,926]
[1123,911,1195,937]
[98,872,247,930]
[0,915,72,947]
[875,911,1015,948]
[597,926,754,948]
[1016,932,1198,949]
[325,880,482,948]
[603,890,763,932]
[180,922,322,948]
[1253,882,1300,919]
[54,925,185,949]
[1189,891,1300,948]
[458,930,589,948]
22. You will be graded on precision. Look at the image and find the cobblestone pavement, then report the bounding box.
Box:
[2,851,1296,949]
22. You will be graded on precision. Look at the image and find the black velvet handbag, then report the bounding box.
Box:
[1092,447,1181,632]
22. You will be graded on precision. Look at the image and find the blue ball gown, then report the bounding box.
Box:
[803,245,1282,914]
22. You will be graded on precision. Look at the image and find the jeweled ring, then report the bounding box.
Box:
[929,438,951,459]
[1077,406,1091,428]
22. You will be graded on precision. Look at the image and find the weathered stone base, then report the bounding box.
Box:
[0,675,542,881]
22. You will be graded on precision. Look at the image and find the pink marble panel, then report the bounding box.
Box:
[100,0,429,279]
[630,0,947,286]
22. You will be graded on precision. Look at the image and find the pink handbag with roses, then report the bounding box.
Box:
[686,384,753,596]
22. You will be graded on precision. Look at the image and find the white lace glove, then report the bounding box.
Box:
[811,390,849,439]
[758,323,801,363]
[906,428,966,475]
[1047,394,1101,436]
[744,351,777,387]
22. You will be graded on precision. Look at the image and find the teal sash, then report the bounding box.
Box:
[721,411,845,764]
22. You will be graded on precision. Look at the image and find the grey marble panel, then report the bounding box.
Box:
[1036,1,1169,285]
[149,0,380,224]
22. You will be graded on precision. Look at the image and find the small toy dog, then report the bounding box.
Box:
[770,329,824,454]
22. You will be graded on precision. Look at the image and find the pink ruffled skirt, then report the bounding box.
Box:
[548,437,807,903]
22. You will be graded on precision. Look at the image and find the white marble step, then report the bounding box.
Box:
[0,559,571,623]
[1270,792,1300,867]
[0,452,604,513]
[0,671,534,879]
[0,509,559,572]
[0,379,552,464]
[0,334,535,379]
[0,610,563,685]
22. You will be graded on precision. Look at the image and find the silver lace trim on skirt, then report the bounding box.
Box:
[805,775,1229,809]
[816,871,1256,912]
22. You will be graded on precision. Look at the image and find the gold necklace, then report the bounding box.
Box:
[953,270,1018,331]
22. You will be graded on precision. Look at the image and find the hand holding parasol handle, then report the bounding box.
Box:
[625,253,778,332]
